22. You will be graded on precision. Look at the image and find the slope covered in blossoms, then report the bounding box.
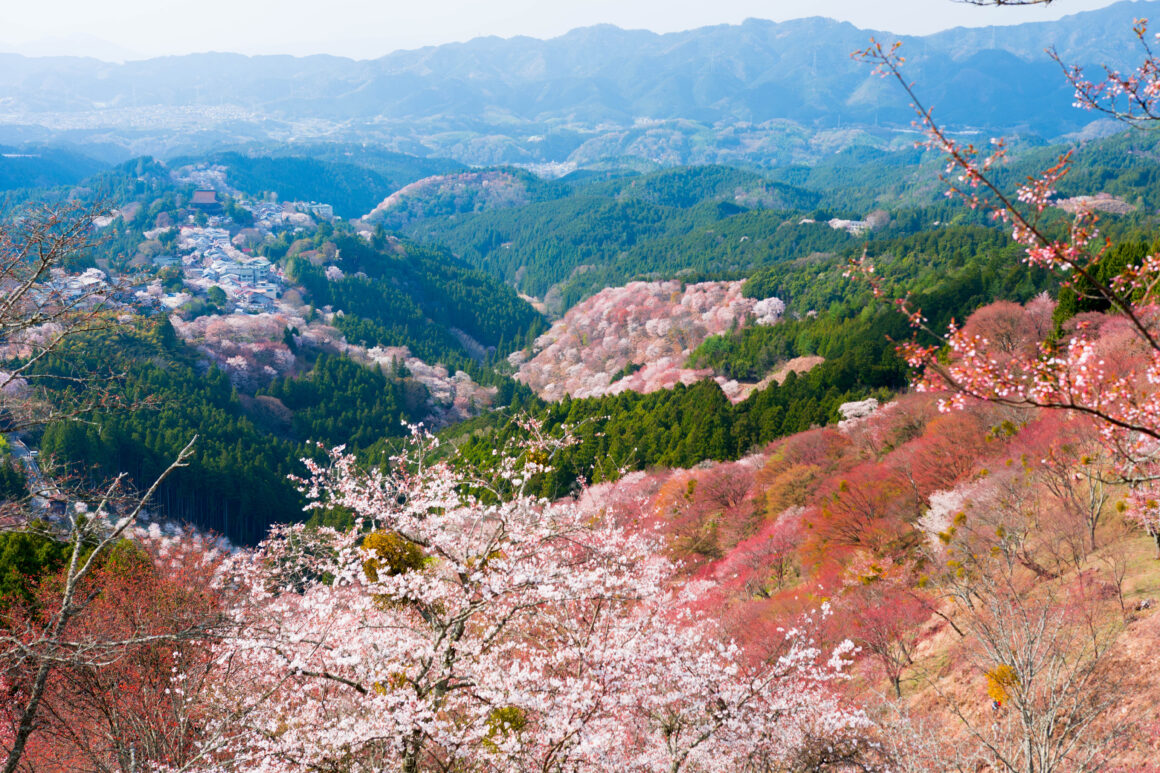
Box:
[513,280,784,402]
[571,308,1160,768]
[172,311,496,427]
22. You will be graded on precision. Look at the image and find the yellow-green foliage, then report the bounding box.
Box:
[483,706,527,753]
[361,531,426,582]
[372,672,409,695]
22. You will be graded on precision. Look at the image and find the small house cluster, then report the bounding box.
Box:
[176,226,282,312]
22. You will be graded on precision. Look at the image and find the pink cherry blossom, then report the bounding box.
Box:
[196,425,861,772]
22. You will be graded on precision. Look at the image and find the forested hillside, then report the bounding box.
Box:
[0,145,107,191]
[0,129,1149,547]
[280,229,546,363]
[0,154,549,544]
[445,238,1057,498]
[405,177,851,306]
[34,322,307,544]
[400,133,1160,310]
[170,150,465,219]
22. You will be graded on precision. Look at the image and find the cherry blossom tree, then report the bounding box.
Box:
[199,425,863,772]
[1052,17,1160,124]
[1034,417,1114,556]
[804,462,912,559]
[852,31,1160,552]
[716,510,803,598]
[842,580,928,699]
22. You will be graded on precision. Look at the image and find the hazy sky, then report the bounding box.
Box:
[0,0,1129,60]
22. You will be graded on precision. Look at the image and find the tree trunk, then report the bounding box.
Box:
[2,660,53,773]
[401,731,423,773]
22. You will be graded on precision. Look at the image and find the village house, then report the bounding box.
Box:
[204,256,272,285]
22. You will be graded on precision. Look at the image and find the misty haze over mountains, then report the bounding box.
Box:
[0,0,1156,168]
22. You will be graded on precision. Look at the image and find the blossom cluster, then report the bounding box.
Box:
[516,280,783,402]
[196,427,861,772]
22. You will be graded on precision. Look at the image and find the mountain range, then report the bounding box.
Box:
[1,1,1157,166]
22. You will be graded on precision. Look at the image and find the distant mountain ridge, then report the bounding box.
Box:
[0,1,1157,166]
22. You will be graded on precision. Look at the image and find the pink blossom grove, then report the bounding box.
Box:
[514,280,783,402]
[192,426,862,773]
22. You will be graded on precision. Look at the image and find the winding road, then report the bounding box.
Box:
[5,434,61,515]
